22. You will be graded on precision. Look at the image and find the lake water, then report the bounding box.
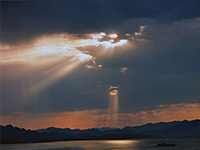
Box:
[1,138,200,150]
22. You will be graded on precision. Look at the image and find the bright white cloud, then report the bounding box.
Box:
[108,33,118,39]
[0,32,128,93]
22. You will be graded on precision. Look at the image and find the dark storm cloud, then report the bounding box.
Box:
[1,0,200,116]
[1,0,200,43]
[97,18,200,112]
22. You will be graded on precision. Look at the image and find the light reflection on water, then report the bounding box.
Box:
[104,139,140,149]
[105,139,140,145]
[1,138,200,150]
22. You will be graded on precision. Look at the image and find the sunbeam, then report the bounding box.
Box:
[0,33,128,94]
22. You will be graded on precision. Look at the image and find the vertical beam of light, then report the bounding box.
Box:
[109,90,119,114]
[108,85,119,127]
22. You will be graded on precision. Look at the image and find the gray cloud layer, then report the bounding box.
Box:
[1,0,200,43]
[1,0,200,116]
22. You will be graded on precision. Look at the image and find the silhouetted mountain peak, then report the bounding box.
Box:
[5,124,14,128]
[1,119,200,144]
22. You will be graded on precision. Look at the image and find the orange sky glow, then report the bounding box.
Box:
[1,103,199,130]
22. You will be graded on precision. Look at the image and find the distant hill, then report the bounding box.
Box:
[0,125,74,144]
[1,119,200,144]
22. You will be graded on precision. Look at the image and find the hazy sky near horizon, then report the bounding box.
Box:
[0,0,200,129]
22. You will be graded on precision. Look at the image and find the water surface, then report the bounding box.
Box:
[1,138,200,150]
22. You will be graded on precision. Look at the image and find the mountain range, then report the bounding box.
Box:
[1,119,200,144]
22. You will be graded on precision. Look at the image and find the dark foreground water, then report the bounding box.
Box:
[1,138,200,150]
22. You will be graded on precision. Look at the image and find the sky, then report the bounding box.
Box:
[0,0,200,129]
